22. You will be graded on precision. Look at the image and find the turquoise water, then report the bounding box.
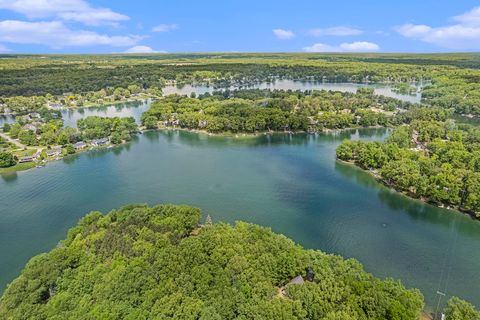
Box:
[1,129,479,309]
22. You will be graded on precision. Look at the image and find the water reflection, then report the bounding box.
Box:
[164,79,422,103]
[0,115,16,126]
[335,160,480,239]
[1,172,18,183]
[60,100,151,127]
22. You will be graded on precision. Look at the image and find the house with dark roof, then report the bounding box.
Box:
[19,156,36,163]
[46,148,62,157]
[91,138,109,147]
[73,141,87,150]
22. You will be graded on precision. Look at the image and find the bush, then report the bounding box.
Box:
[0,152,16,167]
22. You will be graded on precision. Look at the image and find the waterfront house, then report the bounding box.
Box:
[28,112,41,119]
[91,138,109,147]
[73,141,87,150]
[46,148,62,157]
[19,156,36,163]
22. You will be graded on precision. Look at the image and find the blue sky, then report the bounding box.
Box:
[0,0,480,53]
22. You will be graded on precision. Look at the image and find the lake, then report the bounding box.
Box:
[1,129,479,310]
[163,79,422,103]
[0,79,421,128]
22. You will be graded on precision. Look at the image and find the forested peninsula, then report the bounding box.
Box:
[141,88,412,133]
[1,203,478,320]
[336,110,480,219]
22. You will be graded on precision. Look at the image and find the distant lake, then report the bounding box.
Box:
[163,79,422,103]
[60,100,151,128]
[0,115,15,127]
[1,128,479,310]
[60,80,423,127]
[0,80,421,128]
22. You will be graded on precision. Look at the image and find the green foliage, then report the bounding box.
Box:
[337,119,480,217]
[18,130,38,146]
[0,151,16,168]
[445,297,480,320]
[8,123,21,138]
[142,89,410,133]
[65,144,76,155]
[2,123,11,132]
[77,116,138,141]
[0,204,424,320]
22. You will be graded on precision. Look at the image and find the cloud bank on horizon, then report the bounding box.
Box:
[396,6,480,50]
[0,0,479,53]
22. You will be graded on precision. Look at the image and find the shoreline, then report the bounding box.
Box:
[155,124,388,138]
[0,95,158,117]
[336,158,480,221]
[1,126,387,175]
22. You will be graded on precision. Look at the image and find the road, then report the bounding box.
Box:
[0,131,26,149]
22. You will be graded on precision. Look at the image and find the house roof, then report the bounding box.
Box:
[287,275,305,285]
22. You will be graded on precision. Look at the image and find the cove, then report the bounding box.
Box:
[1,129,479,309]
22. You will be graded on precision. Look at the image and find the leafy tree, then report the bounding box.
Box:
[65,144,75,155]
[0,152,16,167]
[2,123,11,132]
[143,116,158,129]
[445,297,480,320]
[18,130,38,146]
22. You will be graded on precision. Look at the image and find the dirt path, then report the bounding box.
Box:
[0,131,25,149]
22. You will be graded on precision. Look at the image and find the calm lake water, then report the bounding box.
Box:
[0,80,421,128]
[61,100,151,128]
[163,79,422,103]
[1,129,479,309]
[0,101,151,128]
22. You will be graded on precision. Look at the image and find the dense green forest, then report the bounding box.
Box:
[141,88,415,133]
[1,53,480,115]
[0,204,424,319]
[336,117,480,218]
[77,116,138,143]
[1,203,477,319]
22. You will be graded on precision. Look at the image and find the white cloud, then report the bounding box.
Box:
[0,44,11,52]
[339,41,379,51]
[307,26,363,37]
[152,24,178,32]
[303,41,380,52]
[273,28,295,40]
[0,20,142,48]
[396,6,480,49]
[124,45,166,53]
[453,6,480,26]
[303,43,338,52]
[0,0,129,26]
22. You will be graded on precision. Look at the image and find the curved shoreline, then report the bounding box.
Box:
[336,158,480,221]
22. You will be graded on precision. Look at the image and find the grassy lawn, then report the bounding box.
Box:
[0,161,36,174]
[12,148,37,157]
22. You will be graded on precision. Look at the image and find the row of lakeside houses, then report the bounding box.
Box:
[18,138,109,163]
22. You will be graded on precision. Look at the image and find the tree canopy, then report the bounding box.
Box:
[0,204,425,320]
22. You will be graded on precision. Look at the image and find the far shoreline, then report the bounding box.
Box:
[336,158,480,221]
